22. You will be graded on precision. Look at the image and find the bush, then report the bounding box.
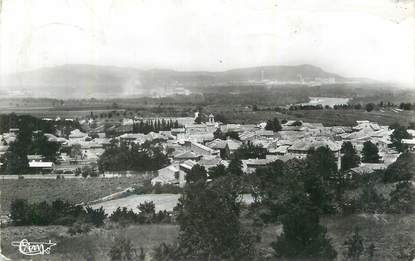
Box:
[85,206,107,227]
[152,243,180,261]
[108,236,135,261]
[109,207,138,225]
[108,202,171,225]
[9,199,104,227]
[365,103,375,112]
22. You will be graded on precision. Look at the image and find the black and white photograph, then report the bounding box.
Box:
[0,0,414,260]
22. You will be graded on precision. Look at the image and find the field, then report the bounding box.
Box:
[1,214,414,260]
[91,194,255,214]
[92,194,181,214]
[286,109,415,127]
[0,176,147,215]
[206,107,415,127]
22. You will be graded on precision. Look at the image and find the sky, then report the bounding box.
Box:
[0,0,414,85]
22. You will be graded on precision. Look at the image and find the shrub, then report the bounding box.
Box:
[85,206,107,227]
[137,201,156,224]
[9,199,102,227]
[109,207,138,225]
[343,227,364,261]
[387,182,415,214]
[108,236,135,261]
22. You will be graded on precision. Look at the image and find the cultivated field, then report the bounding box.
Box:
[1,214,414,260]
[0,176,147,215]
[207,108,415,126]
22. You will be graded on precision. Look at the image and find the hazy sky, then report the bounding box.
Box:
[0,0,414,85]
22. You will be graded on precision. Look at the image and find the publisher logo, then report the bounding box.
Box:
[11,239,56,256]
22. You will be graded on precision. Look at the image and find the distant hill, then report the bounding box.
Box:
[0,64,357,98]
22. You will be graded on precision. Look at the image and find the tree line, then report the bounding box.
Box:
[97,139,170,172]
[132,119,181,134]
[0,115,63,174]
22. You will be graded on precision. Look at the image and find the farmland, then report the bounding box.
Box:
[0,176,148,215]
[205,107,415,127]
[1,214,414,260]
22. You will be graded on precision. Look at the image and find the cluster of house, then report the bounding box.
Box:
[0,112,406,178]
[151,118,403,187]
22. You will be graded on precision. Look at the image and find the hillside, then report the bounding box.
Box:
[0,64,351,99]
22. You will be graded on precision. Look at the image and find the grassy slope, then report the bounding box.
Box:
[1,214,414,260]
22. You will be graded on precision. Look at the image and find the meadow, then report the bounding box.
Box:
[1,214,414,260]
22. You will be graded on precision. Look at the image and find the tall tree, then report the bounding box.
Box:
[176,175,255,260]
[265,117,282,132]
[185,164,207,183]
[233,142,267,160]
[362,141,380,163]
[341,141,360,171]
[305,147,337,214]
[390,125,411,152]
[271,195,337,260]
[227,158,244,176]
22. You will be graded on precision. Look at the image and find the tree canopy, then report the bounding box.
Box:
[265,117,282,132]
[176,171,255,260]
[390,125,411,153]
[383,152,415,183]
[362,141,380,163]
[341,141,360,171]
[271,195,337,260]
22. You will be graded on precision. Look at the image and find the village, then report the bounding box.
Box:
[0,105,411,184]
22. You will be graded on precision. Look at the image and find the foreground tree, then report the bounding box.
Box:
[341,141,360,171]
[304,147,337,214]
[176,173,255,260]
[362,141,380,163]
[271,195,337,260]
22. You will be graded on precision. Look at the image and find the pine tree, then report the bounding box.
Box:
[341,142,360,171]
[390,125,411,152]
[362,141,380,163]
[271,195,337,260]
